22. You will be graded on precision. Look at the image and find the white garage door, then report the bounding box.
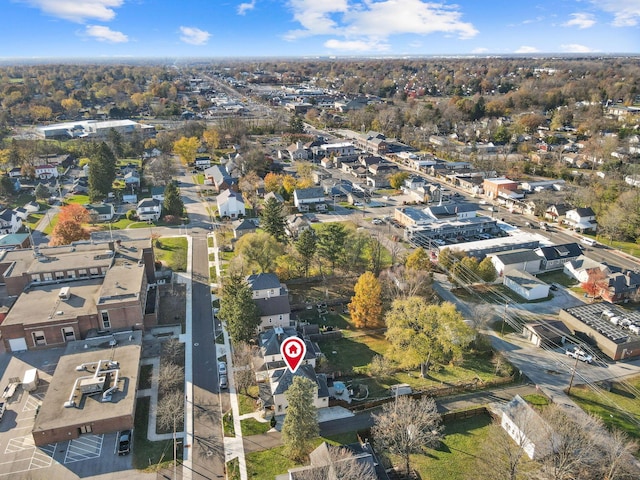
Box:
[8,338,27,352]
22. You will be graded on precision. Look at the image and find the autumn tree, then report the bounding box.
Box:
[173,136,199,165]
[389,171,410,189]
[348,271,383,329]
[260,196,287,243]
[295,228,317,277]
[163,182,184,218]
[281,376,319,461]
[58,203,91,224]
[385,297,474,374]
[405,247,432,272]
[218,274,260,344]
[372,395,443,475]
[88,142,117,201]
[50,205,91,246]
[202,128,220,151]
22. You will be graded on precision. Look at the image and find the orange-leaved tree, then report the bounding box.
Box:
[58,203,90,224]
[348,271,383,329]
[50,204,90,246]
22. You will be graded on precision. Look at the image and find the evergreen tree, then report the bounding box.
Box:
[295,228,317,277]
[260,197,287,243]
[348,271,383,329]
[88,142,116,201]
[0,176,15,197]
[288,114,305,134]
[107,128,124,159]
[281,376,319,461]
[163,182,184,218]
[218,275,260,344]
[34,183,50,200]
[317,223,347,273]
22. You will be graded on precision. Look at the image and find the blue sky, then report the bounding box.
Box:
[1,0,639,59]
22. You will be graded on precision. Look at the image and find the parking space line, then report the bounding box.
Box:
[30,445,56,470]
[64,434,103,464]
[5,435,35,453]
[22,395,42,412]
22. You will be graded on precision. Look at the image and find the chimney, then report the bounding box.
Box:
[108,241,115,251]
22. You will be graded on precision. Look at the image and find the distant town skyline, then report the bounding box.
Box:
[1,0,638,60]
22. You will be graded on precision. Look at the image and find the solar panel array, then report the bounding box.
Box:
[565,303,637,344]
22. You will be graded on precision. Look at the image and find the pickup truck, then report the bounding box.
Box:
[0,401,5,421]
[566,347,593,364]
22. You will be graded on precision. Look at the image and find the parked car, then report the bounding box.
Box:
[219,374,228,389]
[549,284,558,291]
[566,347,593,364]
[218,361,227,375]
[118,430,132,455]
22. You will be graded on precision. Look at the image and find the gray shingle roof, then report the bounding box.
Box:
[246,273,281,291]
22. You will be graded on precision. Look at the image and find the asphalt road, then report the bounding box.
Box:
[189,234,226,479]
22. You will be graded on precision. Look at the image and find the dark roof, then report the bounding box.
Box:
[574,207,596,217]
[294,187,325,200]
[535,243,582,261]
[272,364,328,396]
[428,203,477,218]
[137,198,161,209]
[525,320,572,341]
[264,191,284,203]
[246,273,281,291]
[232,219,256,231]
[547,204,570,215]
[255,295,291,316]
[491,249,541,265]
[0,209,14,222]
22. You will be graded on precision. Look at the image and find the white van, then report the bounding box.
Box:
[581,237,597,247]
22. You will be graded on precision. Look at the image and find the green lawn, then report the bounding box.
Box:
[393,414,493,480]
[154,237,188,271]
[98,217,137,230]
[321,333,389,375]
[132,397,180,470]
[238,386,260,415]
[223,410,235,437]
[568,376,640,441]
[64,194,90,205]
[139,364,153,390]
[241,418,271,436]
[194,174,205,184]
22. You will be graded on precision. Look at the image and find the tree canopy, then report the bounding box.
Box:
[281,376,319,462]
[218,274,260,344]
[260,196,287,243]
[163,182,184,218]
[348,271,383,329]
[295,228,317,277]
[88,142,116,201]
[385,297,475,372]
[235,231,284,274]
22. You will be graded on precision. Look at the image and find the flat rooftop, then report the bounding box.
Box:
[98,261,145,305]
[32,331,141,436]
[564,303,640,344]
[2,279,101,327]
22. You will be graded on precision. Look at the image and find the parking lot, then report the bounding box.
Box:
[0,351,151,479]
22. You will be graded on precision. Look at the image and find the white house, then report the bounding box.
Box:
[0,209,22,234]
[501,395,553,460]
[563,255,611,283]
[246,273,290,331]
[84,203,115,222]
[287,142,310,161]
[194,156,211,169]
[293,187,325,210]
[564,207,597,233]
[487,249,541,276]
[124,171,140,187]
[270,365,329,415]
[35,164,58,180]
[503,270,550,301]
[217,189,245,219]
[136,198,162,221]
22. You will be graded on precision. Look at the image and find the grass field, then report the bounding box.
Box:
[241,418,271,436]
[568,376,640,441]
[132,397,179,470]
[154,237,188,271]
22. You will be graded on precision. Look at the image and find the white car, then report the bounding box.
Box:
[218,361,227,375]
[566,347,593,364]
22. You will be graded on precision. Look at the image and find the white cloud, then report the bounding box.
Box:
[84,24,128,42]
[21,0,124,23]
[324,38,390,52]
[179,26,211,46]
[564,13,596,28]
[284,0,478,46]
[515,46,540,53]
[592,0,640,26]
[237,0,256,15]
[471,47,489,54]
[561,43,596,53]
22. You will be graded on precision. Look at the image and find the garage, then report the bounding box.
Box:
[8,338,27,352]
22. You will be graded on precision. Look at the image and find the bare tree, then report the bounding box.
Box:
[590,422,639,480]
[156,391,185,478]
[368,354,394,378]
[158,362,184,394]
[379,265,432,301]
[232,341,255,395]
[147,153,177,186]
[294,444,378,480]
[162,337,185,365]
[372,395,443,475]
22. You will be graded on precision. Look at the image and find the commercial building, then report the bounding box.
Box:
[36,119,155,140]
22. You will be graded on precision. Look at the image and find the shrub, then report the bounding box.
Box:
[126,209,137,220]
[163,215,182,225]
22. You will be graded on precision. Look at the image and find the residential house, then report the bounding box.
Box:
[293,187,325,211]
[264,191,284,204]
[136,198,162,221]
[14,207,28,221]
[534,243,583,271]
[194,156,211,169]
[287,142,310,161]
[503,270,550,301]
[35,164,58,180]
[600,271,640,304]
[232,218,257,239]
[487,249,542,276]
[286,441,387,480]
[286,215,311,238]
[85,203,115,222]
[0,209,22,234]
[24,201,40,214]
[142,147,161,159]
[368,162,398,176]
[217,189,246,219]
[564,207,597,233]
[366,173,392,189]
[545,204,571,223]
[204,164,235,192]
[8,167,22,178]
[256,327,320,376]
[150,186,165,202]
[563,255,611,283]
[500,395,552,460]
[246,273,291,331]
[266,364,329,415]
[124,171,141,188]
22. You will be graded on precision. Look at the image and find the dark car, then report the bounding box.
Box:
[219,374,228,390]
[118,429,132,455]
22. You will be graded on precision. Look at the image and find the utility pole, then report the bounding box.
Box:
[500,301,508,337]
[567,352,580,395]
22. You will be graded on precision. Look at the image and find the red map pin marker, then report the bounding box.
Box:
[281,337,306,374]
